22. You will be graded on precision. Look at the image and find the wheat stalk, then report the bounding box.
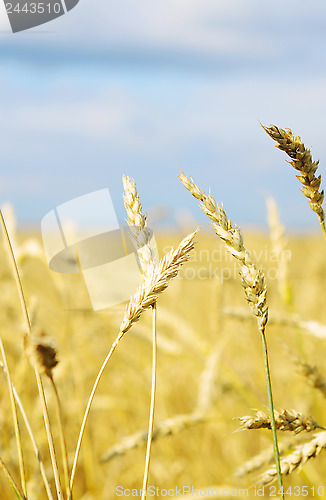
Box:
[122,175,158,500]
[260,431,326,485]
[179,170,284,498]
[0,362,53,499]
[266,197,292,305]
[238,409,323,434]
[263,124,326,240]
[68,230,197,499]
[100,412,205,463]
[0,209,64,500]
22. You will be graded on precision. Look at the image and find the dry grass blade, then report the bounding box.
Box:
[263,124,326,238]
[238,409,323,434]
[0,457,25,500]
[260,431,326,485]
[100,412,205,463]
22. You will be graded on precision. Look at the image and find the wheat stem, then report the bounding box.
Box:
[179,171,284,498]
[68,231,196,499]
[0,337,27,499]
[122,174,158,500]
[260,328,284,499]
[321,219,326,242]
[50,376,70,499]
[141,304,157,500]
[0,210,64,500]
[4,367,53,499]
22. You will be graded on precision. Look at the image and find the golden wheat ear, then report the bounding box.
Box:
[179,170,284,497]
[262,124,326,240]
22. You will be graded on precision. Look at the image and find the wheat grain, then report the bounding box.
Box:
[119,229,197,336]
[263,124,325,230]
[100,412,205,463]
[283,345,326,399]
[235,440,296,478]
[69,229,197,498]
[260,431,326,485]
[122,175,157,276]
[238,409,322,434]
[179,170,285,495]
[266,197,292,305]
[179,170,268,332]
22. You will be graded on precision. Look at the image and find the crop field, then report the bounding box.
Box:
[0,223,325,499]
[0,125,326,500]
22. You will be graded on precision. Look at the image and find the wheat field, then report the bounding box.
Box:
[0,125,326,499]
[0,226,325,498]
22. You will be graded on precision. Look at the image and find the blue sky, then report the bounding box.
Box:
[1,0,326,230]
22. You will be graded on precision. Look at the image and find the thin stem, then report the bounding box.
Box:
[260,326,284,500]
[34,369,64,499]
[50,376,70,499]
[10,373,53,500]
[141,304,157,500]
[0,338,27,499]
[68,330,125,500]
[319,216,326,243]
[0,211,31,332]
[0,212,28,498]
[0,457,25,500]
[0,210,64,500]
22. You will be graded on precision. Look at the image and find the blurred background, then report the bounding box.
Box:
[0,3,326,499]
[0,0,326,230]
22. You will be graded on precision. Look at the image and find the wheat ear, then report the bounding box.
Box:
[68,230,197,499]
[122,175,156,275]
[260,431,326,485]
[283,344,326,399]
[238,409,323,434]
[100,412,205,462]
[122,174,158,500]
[266,197,292,305]
[179,170,284,498]
[235,439,296,478]
[263,124,326,240]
